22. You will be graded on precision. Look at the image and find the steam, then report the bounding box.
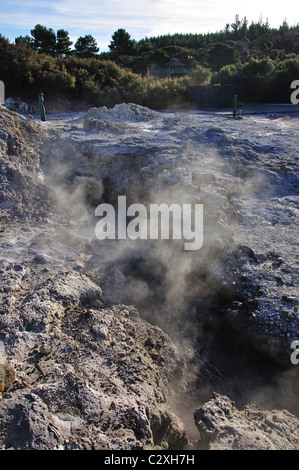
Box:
[42,133,252,340]
[39,107,299,444]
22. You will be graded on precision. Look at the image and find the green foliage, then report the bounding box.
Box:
[15,35,33,47]
[133,17,298,66]
[121,75,189,109]
[0,16,298,108]
[274,58,299,84]
[31,24,57,55]
[74,35,99,57]
[212,64,238,84]
[19,25,97,58]
[208,42,236,70]
[188,65,212,86]
[241,58,275,83]
[213,57,299,87]
[148,48,170,65]
[0,33,189,108]
[56,29,73,57]
[109,29,135,56]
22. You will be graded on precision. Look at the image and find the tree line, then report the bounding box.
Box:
[11,16,299,73]
[132,16,299,73]
[16,25,99,57]
[0,15,298,109]
[15,25,136,58]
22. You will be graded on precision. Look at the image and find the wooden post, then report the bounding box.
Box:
[233,94,237,117]
[38,93,46,121]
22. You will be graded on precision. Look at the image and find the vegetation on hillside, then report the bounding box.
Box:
[1,15,298,108]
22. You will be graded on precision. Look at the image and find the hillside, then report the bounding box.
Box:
[1,17,299,109]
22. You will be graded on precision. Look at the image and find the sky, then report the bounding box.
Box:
[0,0,298,52]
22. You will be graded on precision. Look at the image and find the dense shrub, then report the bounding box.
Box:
[188,65,212,86]
[127,76,188,109]
[213,57,299,86]
[1,19,298,109]
[0,36,198,108]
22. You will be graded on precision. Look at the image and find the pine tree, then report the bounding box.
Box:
[15,35,33,46]
[31,24,56,55]
[109,29,135,55]
[241,16,249,37]
[56,29,73,56]
[74,35,99,57]
[231,14,241,37]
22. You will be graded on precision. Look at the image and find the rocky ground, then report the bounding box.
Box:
[0,101,298,450]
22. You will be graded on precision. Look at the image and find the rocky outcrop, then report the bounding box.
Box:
[194,393,299,450]
[0,104,298,450]
[0,255,188,450]
[0,106,54,230]
[38,104,299,369]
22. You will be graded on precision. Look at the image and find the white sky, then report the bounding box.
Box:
[0,0,297,51]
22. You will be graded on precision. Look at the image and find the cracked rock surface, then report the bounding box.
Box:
[194,393,299,450]
[0,103,298,450]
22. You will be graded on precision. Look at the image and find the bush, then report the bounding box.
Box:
[241,58,275,84]
[118,75,188,109]
[273,58,299,84]
[188,65,212,86]
[208,42,236,70]
[212,64,239,84]
[214,59,278,85]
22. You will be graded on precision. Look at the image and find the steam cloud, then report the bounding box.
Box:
[39,106,299,432]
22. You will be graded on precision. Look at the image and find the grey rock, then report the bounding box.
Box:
[194,393,299,450]
[92,324,108,339]
[0,391,63,450]
[0,104,298,451]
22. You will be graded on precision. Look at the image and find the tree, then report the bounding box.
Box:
[231,14,241,36]
[242,58,275,84]
[148,48,169,65]
[208,42,236,70]
[56,29,73,56]
[241,16,249,37]
[109,29,135,55]
[74,35,99,57]
[15,35,33,47]
[31,24,56,55]
[224,24,230,35]
[280,18,290,35]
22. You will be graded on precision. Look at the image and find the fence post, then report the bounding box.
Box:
[38,93,46,121]
[233,94,237,117]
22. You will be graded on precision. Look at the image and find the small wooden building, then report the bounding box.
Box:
[156,59,191,78]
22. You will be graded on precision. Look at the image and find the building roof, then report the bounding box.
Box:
[156,59,191,77]
[163,59,186,67]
